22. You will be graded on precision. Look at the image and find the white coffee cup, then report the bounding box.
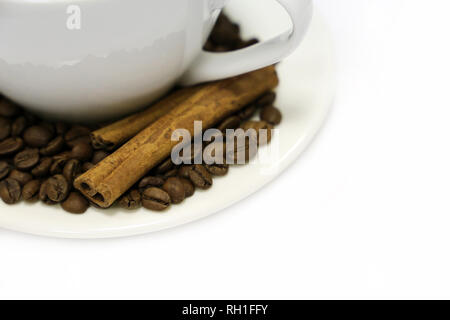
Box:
[0,0,312,120]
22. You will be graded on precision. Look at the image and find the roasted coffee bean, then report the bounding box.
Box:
[50,160,66,175]
[237,38,259,49]
[260,106,282,125]
[22,180,41,202]
[211,45,230,52]
[217,116,241,132]
[0,137,24,155]
[55,122,69,136]
[204,38,233,52]
[0,117,11,140]
[0,178,21,204]
[0,161,12,180]
[14,148,40,170]
[41,175,69,203]
[155,158,175,175]
[38,181,55,205]
[39,122,55,136]
[256,92,276,108]
[8,169,32,186]
[142,187,171,211]
[91,150,109,165]
[82,162,95,172]
[180,178,195,198]
[118,189,141,210]
[203,40,216,52]
[50,153,70,175]
[64,125,91,143]
[139,176,165,189]
[31,157,53,177]
[205,163,229,176]
[188,165,212,190]
[66,135,91,148]
[11,116,27,136]
[23,112,37,125]
[224,130,259,164]
[40,136,65,156]
[162,177,185,204]
[209,14,241,47]
[0,98,19,117]
[63,159,81,183]
[163,168,178,178]
[178,165,193,179]
[23,125,53,148]
[238,104,257,120]
[62,192,89,214]
[241,120,274,145]
[70,142,93,161]
[53,152,72,162]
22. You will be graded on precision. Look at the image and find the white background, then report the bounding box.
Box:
[2,0,450,299]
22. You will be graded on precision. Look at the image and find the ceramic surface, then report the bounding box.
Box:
[0,0,311,120]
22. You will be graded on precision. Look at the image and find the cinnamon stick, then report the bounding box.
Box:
[91,88,197,150]
[74,66,279,208]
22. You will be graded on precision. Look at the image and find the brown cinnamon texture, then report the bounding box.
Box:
[91,88,196,150]
[74,66,279,208]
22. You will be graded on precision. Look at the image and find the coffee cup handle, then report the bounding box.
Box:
[179,0,313,85]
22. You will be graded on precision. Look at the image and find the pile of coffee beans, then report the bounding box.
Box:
[0,13,283,214]
[0,98,109,213]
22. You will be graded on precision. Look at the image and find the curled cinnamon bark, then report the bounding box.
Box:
[91,88,196,150]
[74,66,279,208]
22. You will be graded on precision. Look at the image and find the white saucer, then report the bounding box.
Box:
[0,0,336,239]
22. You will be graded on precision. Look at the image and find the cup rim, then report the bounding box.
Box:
[4,0,97,4]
